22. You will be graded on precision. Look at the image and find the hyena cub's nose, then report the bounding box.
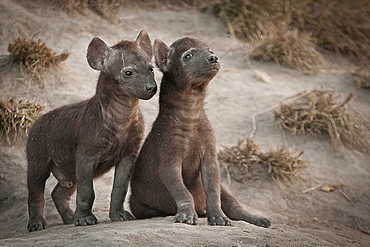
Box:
[207,54,219,64]
[146,83,157,94]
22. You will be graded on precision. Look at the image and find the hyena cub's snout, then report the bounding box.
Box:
[193,49,220,72]
[207,53,218,64]
[137,79,157,100]
[206,53,219,73]
[192,50,220,82]
[145,80,157,95]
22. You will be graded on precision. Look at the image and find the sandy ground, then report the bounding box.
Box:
[0,0,370,246]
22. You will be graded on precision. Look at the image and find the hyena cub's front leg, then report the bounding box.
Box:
[201,154,232,226]
[109,156,136,221]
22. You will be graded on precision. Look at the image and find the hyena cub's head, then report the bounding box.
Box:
[154,37,219,90]
[87,30,157,100]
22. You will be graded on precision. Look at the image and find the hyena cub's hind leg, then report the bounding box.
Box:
[50,164,76,224]
[27,156,51,232]
[51,182,76,224]
[221,186,271,228]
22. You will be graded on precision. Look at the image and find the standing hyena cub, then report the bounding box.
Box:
[130,37,270,227]
[27,31,157,232]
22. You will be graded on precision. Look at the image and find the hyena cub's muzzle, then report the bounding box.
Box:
[145,81,157,95]
[207,54,219,64]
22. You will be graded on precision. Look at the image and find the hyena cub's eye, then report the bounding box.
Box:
[124,70,133,77]
[184,53,193,61]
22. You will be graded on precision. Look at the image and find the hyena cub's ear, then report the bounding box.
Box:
[153,39,171,73]
[136,30,152,59]
[86,37,110,71]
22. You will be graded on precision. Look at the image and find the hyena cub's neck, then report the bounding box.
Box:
[94,73,140,130]
[154,37,220,123]
[158,76,208,124]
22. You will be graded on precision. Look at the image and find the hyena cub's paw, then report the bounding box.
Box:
[256,217,271,228]
[208,216,232,226]
[27,218,47,232]
[249,215,271,228]
[109,209,134,221]
[74,214,98,226]
[174,212,198,225]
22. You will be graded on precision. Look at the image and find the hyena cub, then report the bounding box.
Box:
[129,37,271,227]
[27,31,157,232]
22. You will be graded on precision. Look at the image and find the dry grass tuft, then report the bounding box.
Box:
[7,36,69,80]
[218,138,261,175]
[218,138,306,184]
[0,97,45,145]
[274,90,370,152]
[258,148,306,184]
[249,24,324,71]
[303,1,370,63]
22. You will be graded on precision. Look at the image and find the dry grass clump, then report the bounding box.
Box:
[302,1,370,63]
[274,90,370,152]
[258,148,306,184]
[0,97,45,145]
[218,138,261,175]
[249,24,324,71]
[200,0,271,42]
[7,36,69,80]
[218,138,306,184]
[197,0,370,69]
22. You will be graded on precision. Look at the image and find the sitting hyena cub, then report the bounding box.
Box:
[26,30,157,232]
[129,37,271,227]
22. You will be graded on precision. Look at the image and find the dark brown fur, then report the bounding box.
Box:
[129,37,271,227]
[26,31,157,232]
